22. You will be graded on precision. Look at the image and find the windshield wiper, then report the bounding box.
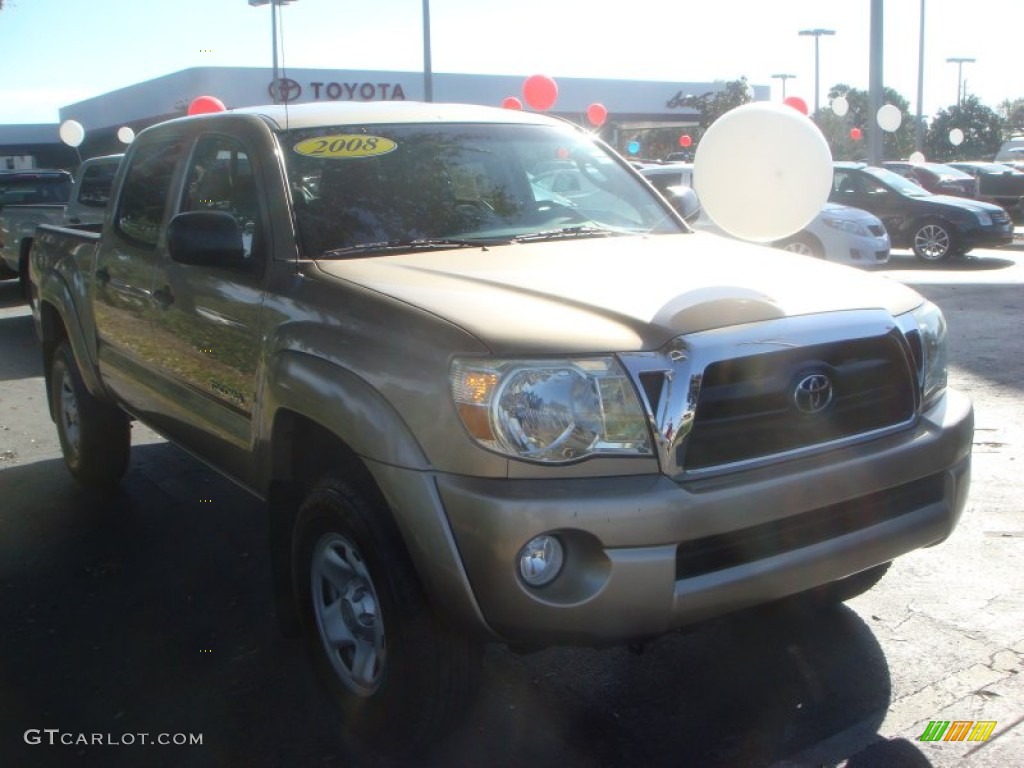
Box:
[512,225,629,244]
[322,236,512,257]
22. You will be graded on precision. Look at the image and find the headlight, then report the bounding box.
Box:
[450,357,651,462]
[975,210,993,226]
[822,217,871,237]
[911,301,948,408]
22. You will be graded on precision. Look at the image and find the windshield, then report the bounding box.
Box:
[863,166,932,197]
[283,122,683,257]
[0,175,71,206]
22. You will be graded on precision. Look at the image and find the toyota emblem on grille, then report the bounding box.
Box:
[793,373,834,414]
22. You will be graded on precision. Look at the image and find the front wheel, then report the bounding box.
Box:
[49,341,130,492]
[912,220,958,262]
[777,232,825,259]
[292,474,481,754]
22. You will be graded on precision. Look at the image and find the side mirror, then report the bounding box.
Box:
[665,185,702,223]
[167,211,245,268]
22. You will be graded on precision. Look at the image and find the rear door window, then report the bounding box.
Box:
[116,140,186,247]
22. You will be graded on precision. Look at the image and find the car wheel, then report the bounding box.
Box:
[293,473,481,754]
[49,340,130,492]
[912,219,958,262]
[778,232,825,259]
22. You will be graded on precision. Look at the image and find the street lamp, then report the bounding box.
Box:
[798,28,835,115]
[946,56,976,107]
[771,74,796,100]
[249,0,298,103]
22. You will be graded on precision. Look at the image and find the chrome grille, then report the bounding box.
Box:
[618,310,920,480]
[683,334,916,470]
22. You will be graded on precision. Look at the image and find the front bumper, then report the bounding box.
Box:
[964,222,1014,250]
[433,389,973,646]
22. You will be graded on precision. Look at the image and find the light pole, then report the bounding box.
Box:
[771,74,796,100]
[249,0,298,103]
[798,28,835,116]
[422,0,433,102]
[946,56,975,107]
[915,0,925,151]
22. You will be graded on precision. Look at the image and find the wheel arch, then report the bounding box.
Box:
[260,358,492,641]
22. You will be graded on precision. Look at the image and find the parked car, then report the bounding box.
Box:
[30,100,972,754]
[640,163,891,266]
[830,162,1013,262]
[0,169,72,284]
[882,161,977,198]
[994,135,1024,166]
[0,157,121,291]
[945,161,1024,221]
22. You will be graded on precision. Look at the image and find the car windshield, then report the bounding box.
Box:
[0,175,71,206]
[282,122,683,258]
[863,166,931,197]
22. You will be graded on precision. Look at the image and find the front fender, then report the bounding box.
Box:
[257,349,431,484]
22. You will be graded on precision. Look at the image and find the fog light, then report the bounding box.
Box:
[518,534,564,587]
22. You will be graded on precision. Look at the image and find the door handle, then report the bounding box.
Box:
[153,285,175,308]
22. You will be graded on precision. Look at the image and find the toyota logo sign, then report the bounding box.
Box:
[793,373,834,415]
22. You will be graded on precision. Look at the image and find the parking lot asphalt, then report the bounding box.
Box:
[0,244,1022,768]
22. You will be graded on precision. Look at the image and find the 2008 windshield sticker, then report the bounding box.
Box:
[293,135,397,159]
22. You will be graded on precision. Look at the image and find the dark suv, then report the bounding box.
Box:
[830,162,1013,262]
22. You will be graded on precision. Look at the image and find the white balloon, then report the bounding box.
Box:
[876,104,903,133]
[59,119,85,148]
[909,151,926,164]
[949,128,965,146]
[117,126,135,144]
[831,96,849,117]
[693,102,833,243]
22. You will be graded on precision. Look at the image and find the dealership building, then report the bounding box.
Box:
[0,66,769,168]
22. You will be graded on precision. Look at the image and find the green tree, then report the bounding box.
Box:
[816,84,915,161]
[925,96,1003,161]
[997,98,1024,138]
[697,77,754,133]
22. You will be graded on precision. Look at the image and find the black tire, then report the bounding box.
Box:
[49,341,130,492]
[777,232,825,259]
[911,219,958,262]
[292,473,481,755]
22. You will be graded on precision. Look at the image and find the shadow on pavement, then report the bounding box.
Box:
[0,445,910,767]
[882,252,1017,272]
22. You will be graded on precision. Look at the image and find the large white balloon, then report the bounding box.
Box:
[831,96,849,117]
[909,151,926,164]
[117,126,135,144]
[59,119,85,148]
[876,104,903,133]
[949,128,965,146]
[693,102,833,242]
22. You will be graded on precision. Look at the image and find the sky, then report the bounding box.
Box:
[0,0,1019,126]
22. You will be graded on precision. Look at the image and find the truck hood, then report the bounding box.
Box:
[314,232,923,354]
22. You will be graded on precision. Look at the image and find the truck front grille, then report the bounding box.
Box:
[682,334,916,471]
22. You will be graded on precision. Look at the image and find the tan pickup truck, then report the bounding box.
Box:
[30,101,973,754]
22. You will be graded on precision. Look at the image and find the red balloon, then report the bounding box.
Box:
[502,96,523,110]
[850,127,863,141]
[586,102,607,126]
[188,95,226,115]
[783,96,809,115]
[679,134,692,148]
[522,74,558,111]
